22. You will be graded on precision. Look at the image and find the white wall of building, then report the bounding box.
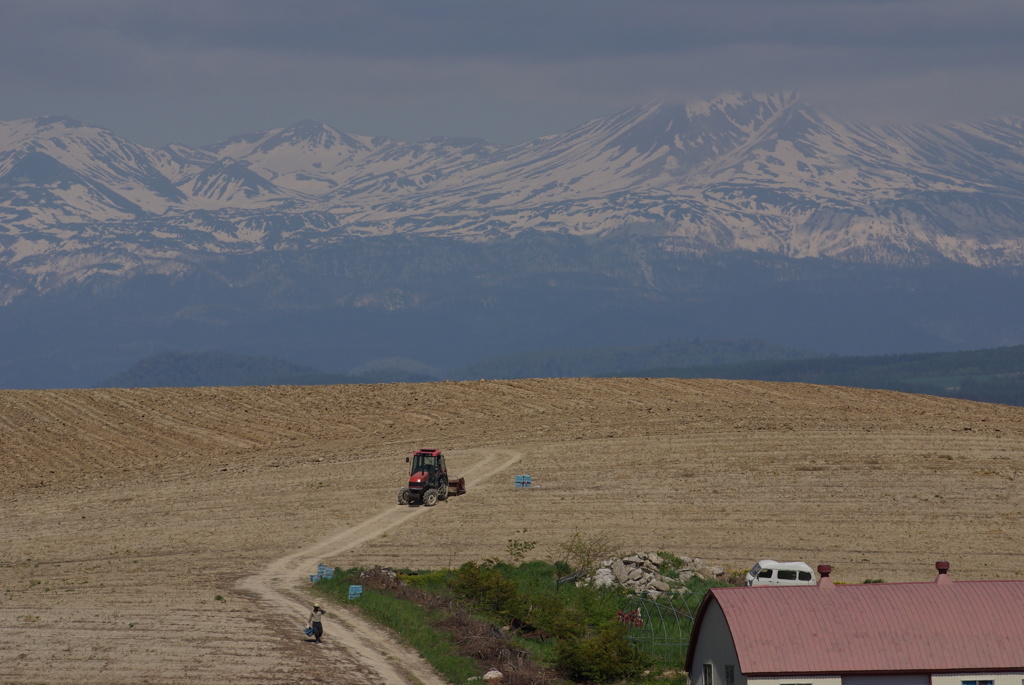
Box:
[842,675,929,685]
[748,677,841,685]
[933,673,1024,685]
[689,600,745,685]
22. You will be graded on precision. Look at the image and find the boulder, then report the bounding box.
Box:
[592,568,615,588]
[581,551,726,596]
[611,559,629,583]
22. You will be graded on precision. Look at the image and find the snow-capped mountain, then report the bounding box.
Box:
[4,92,1024,302]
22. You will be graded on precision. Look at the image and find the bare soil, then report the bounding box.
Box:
[2,378,1023,683]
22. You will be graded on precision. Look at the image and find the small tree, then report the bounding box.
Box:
[506,529,538,564]
[558,529,621,576]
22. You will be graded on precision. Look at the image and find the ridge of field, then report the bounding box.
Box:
[2,378,1023,683]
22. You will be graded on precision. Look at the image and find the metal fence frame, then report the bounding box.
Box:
[621,591,704,664]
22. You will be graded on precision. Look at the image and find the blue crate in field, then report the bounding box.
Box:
[309,574,321,583]
[321,567,334,579]
[515,475,532,488]
[317,563,329,574]
[348,585,363,600]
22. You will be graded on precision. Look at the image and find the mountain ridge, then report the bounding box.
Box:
[4,92,1024,304]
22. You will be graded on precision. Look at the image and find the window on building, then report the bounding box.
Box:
[704,664,713,685]
[725,665,735,685]
[962,680,994,685]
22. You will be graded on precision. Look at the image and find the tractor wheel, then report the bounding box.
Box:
[437,480,449,501]
[398,487,411,505]
[422,489,439,507]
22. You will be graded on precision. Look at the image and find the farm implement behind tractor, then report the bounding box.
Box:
[398,449,466,506]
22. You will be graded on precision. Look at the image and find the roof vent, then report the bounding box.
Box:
[935,560,952,584]
[817,564,834,590]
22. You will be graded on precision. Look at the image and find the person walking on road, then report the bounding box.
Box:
[308,603,327,643]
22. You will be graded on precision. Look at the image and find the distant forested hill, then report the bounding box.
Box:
[451,338,813,380]
[613,345,1024,406]
[99,351,436,388]
[100,344,1024,407]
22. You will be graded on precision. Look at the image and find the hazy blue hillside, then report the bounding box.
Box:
[99,351,437,388]
[4,238,1023,390]
[99,339,809,388]
[615,345,1024,406]
[452,338,813,380]
[97,343,1024,407]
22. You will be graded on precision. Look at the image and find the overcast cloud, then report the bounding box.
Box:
[3,0,1024,147]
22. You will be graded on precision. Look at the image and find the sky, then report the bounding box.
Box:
[3,0,1024,148]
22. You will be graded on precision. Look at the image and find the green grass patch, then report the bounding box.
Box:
[316,569,479,684]
[311,562,730,683]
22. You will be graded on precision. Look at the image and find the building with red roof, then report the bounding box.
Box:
[686,563,1024,685]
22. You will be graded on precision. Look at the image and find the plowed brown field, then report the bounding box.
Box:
[2,378,1023,683]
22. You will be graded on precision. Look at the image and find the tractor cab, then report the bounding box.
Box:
[409,449,446,480]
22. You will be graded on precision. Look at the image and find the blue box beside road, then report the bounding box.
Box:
[515,475,532,488]
[348,585,363,600]
[312,563,334,581]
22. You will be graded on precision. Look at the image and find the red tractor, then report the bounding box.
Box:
[398,449,466,506]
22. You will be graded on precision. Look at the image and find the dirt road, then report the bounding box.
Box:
[235,448,521,684]
[2,378,1023,683]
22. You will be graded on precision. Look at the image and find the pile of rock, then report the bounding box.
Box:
[585,553,727,599]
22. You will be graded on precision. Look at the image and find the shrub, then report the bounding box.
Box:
[555,622,652,682]
[451,562,524,618]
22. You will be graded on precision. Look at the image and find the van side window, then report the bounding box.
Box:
[798,571,812,581]
[757,569,773,578]
[777,570,797,581]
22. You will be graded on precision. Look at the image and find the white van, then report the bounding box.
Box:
[745,560,816,587]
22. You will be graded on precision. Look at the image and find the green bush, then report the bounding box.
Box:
[556,622,652,682]
[403,569,453,595]
[451,562,524,618]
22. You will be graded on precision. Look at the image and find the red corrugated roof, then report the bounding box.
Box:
[693,580,1024,675]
